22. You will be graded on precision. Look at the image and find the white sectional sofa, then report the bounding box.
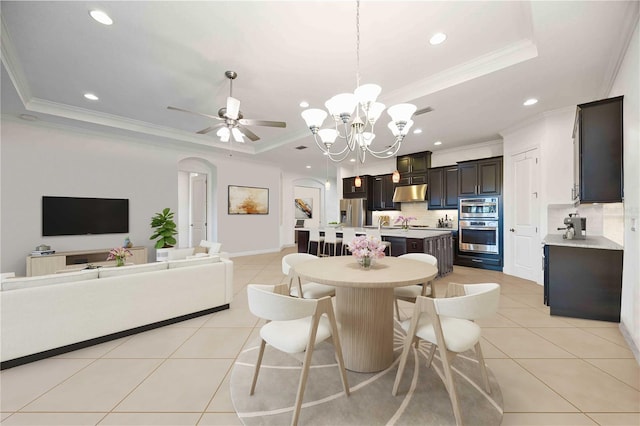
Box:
[0,255,233,369]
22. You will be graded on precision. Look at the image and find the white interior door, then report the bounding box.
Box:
[190,174,207,247]
[511,148,539,281]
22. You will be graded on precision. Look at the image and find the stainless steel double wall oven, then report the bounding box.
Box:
[458,197,499,255]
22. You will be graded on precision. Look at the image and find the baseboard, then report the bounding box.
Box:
[0,304,230,370]
[619,320,640,364]
[227,247,283,258]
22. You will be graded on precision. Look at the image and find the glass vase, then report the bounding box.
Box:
[359,256,373,269]
[116,257,125,267]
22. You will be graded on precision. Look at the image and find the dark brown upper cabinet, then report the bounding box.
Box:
[458,157,502,196]
[396,151,431,186]
[342,175,370,199]
[428,165,458,209]
[572,96,623,204]
[369,174,398,210]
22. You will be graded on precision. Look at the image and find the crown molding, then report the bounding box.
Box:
[382,38,539,106]
[599,2,639,97]
[0,14,32,104]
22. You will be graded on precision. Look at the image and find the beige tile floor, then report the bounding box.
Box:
[1,247,639,426]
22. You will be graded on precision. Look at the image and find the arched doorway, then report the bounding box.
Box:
[177,158,218,247]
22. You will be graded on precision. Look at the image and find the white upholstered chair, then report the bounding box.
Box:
[392,283,500,426]
[340,228,358,255]
[322,228,343,257]
[394,253,437,321]
[247,284,350,426]
[307,229,324,256]
[282,253,336,299]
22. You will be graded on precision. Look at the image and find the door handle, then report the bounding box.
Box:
[510,228,515,232]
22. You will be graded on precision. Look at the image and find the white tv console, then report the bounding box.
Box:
[26,247,148,277]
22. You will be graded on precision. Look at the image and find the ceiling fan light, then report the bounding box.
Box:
[387,103,417,122]
[216,127,230,142]
[301,108,328,128]
[231,128,245,142]
[354,84,382,105]
[226,96,240,120]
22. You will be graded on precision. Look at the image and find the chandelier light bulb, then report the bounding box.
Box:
[330,93,358,118]
[367,102,386,123]
[318,128,338,145]
[354,84,382,105]
[301,109,328,129]
[387,103,417,122]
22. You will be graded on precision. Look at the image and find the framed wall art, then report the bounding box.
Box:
[294,198,313,219]
[228,185,269,215]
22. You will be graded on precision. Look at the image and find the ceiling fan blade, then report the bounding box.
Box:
[167,106,223,121]
[196,123,224,134]
[238,119,287,128]
[226,97,240,120]
[237,125,260,142]
[414,106,434,116]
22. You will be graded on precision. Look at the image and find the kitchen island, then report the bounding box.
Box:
[295,227,454,277]
[542,234,623,322]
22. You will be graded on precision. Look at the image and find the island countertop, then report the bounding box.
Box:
[542,234,623,250]
[299,227,453,239]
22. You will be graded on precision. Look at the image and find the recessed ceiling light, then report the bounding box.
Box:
[434,141,442,146]
[413,129,422,134]
[523,98,538,106]
[299,101,309,108]
[429,32,447,45]
[306,165,311,169]
[386,151,394,155]
[349,158,356,163]
[84,93,99,101]
[89,10,113,26]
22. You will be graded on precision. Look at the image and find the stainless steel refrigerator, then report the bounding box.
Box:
[340,198,367,227]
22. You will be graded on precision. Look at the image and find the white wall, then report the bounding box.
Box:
[609,19,640,357]
[1,118,284,275]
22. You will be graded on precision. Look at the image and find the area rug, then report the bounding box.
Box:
[230,321,503,425]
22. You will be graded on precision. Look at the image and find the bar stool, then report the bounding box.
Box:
[307,229,324,256]
[366,229,392,256]
[323,228,343,257]
[341,228,358,255]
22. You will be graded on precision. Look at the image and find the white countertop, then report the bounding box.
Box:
[299,227,453,238]
[542,234,623,250]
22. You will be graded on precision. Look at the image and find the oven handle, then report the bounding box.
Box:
[460,226,498,231]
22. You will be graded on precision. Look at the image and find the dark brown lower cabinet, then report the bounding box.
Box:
[544,244,623,322]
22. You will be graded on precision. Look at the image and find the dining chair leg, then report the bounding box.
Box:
[250,339,267,395]
[291,313,322,426]
[440,348,463,426]
[394,299,401,321]
[425,342,436,368]
[475,341,491,394]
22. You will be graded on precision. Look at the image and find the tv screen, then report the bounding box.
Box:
[42,196,129,236]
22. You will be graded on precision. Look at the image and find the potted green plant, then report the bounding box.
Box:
[150,208,178,249]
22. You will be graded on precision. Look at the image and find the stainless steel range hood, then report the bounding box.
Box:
[392,184,428,203]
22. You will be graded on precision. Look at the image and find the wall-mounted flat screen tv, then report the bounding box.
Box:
[42,196,129,236]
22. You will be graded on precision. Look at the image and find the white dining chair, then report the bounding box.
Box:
[323,228,343,257]
[340,228,358,255]
[365,229,391,255]
[307,229,324,256]
[394,253,437,321]
[247,284,350,426]
[282,253,336,299]
[392,283,500,426]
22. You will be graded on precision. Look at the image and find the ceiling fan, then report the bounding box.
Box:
[168,71,286,143]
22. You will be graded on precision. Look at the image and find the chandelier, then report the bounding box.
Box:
[301,1,416,168]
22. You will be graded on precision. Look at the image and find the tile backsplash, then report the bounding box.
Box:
[371,203,457,229]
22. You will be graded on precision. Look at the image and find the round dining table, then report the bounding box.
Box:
[293,255,437,373]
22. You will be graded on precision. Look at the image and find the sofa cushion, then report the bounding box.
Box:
[98,261,168,278]
[1,269,99,291]
[193,245,209,255]
[168,255,220,269]
[199,240,221,254]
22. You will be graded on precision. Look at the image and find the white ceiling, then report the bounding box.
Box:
[1,1,638,179]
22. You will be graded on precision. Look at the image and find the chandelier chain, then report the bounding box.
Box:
[356,0,360,88]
